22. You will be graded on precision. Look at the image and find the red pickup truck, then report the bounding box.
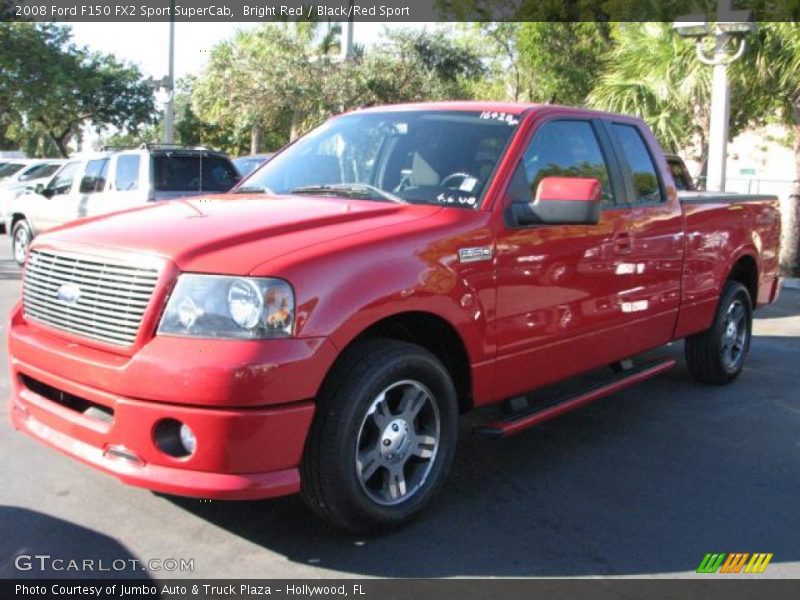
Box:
[8,103,781,532]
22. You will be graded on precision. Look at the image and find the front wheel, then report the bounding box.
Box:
[685,281,753,385]
[301,340,458,533]
[12,219,32,266]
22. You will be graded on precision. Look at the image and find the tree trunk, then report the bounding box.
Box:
[785,113,800,276]
[49,132,70,158]
[290,110,305,142]
[250,123,264,154]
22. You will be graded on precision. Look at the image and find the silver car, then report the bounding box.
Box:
[8,146,240,265]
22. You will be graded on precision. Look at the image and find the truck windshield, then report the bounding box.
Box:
[238,110,521,209]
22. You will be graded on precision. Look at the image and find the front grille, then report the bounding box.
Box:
[22,249,159,346]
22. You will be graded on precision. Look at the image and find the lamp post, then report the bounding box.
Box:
[163,0,176,144]
[674,0,755,192]
[340,0,355,61]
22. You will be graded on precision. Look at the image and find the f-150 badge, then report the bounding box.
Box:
[459,247,492,263]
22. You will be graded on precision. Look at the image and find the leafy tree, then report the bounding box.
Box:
[744,22,800,273]
[587,23,711,158]
[193,25,484,150]
[0,23,155,157]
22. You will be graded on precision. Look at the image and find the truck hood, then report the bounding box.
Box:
[35,194,443,274]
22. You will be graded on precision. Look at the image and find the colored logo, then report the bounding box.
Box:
[56,283,81,305]
[696,553,773,574]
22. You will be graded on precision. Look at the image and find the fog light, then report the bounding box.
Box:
[179,423,197,454]
[154,418,196,458]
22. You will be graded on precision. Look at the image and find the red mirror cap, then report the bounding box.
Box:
[535,177,602,203]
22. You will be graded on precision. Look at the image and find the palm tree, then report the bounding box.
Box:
[744,22,800,274]
[587,23,711,161]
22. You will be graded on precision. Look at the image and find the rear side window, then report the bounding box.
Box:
[611,124,663,203]
[507,120,615,207]
[46,162,80,196]
[20,163,60,181]
[152,155,240,193]
[79,159,109,193]
[114,155,140,191]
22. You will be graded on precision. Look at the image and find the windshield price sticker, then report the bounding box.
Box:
[479,111,520,126]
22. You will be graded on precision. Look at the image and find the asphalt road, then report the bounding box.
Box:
[0,240,798,580]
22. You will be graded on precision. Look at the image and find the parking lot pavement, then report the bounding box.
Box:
[0,240,798,580]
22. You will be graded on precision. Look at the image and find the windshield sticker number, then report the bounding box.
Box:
[480,111,519,126]
[437,193,476,206]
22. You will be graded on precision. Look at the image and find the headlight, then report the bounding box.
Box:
[158,274,294,339]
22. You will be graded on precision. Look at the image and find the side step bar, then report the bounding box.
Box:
[474,358,676,439]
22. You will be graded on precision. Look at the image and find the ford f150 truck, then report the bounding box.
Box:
[7,103,781,533]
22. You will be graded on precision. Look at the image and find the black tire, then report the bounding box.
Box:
[301,339,458,533]
[685,281,753,385]
[12,219,32,267]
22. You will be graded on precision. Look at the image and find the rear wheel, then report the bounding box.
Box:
[301,339,458,533]
[12,219,32,266]
[685,281,752,385]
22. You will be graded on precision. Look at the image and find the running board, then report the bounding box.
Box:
[474,358,676,439]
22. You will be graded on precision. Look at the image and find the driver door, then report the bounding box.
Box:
[32,161,82,233]
[493,117,635,399]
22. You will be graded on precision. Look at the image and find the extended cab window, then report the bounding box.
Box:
[114,155,140,191]
[46,161,80,196]
[611,124,664,203]
[79,159,109,194]
[507,120,614,207]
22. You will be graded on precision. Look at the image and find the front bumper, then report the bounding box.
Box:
[7,304,337,500]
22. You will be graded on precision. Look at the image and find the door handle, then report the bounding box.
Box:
[614,231,633,254]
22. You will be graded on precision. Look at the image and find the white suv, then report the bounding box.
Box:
[8,146,240,265]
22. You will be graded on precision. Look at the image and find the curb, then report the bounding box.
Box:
[783,278,800,290]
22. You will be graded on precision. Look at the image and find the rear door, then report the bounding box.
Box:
[93,153,146,215]
[602,120,684,350]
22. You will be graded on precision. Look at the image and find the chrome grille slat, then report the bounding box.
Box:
[22,284,150,312]
[22,288,146,319]
[23,250,159,346]
[24,269,156,294]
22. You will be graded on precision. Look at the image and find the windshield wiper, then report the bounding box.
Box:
[290,184,406,204]
[233,185,274,194]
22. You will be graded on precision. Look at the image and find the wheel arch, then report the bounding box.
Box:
[325,310,474,413]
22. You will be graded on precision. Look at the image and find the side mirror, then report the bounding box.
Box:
[510,176,602,226]
[41,186,55,199]
[34,183,45,194]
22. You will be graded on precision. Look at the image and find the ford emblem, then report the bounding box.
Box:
[56,283,81,305]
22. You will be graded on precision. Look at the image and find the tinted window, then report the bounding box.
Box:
[612,124,663,203]
[19,163,60,181]
[46,162,80,196]
[507,120,614,206]
[0,163,25,177]
[114,155,140,191]
[152,155,240,192]
[667,157,693,191]
[79,159,109,193]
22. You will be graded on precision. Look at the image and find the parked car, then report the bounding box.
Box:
[7,103,781,533]
[7,145,240,265]
[233,153,274,177]
[0,160,32,183]
[0,159,64,189]
[0,161,65,234]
